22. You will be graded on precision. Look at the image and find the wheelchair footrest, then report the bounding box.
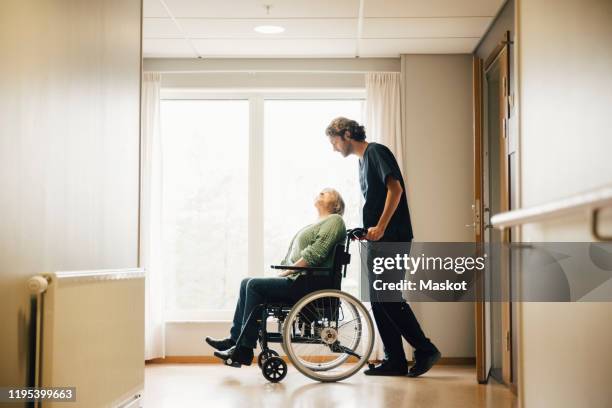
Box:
[224,359,244,368]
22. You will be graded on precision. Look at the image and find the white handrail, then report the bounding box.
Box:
[490,185,612,229]
[52,268,144,282]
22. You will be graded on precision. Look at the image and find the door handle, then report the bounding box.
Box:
[467,223,494,229]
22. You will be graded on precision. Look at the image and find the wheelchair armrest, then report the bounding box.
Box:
[270,265,332,272]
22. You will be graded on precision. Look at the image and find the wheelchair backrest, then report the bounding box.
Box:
[330,243,352,289]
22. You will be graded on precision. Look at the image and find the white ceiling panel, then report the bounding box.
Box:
[149,18,358,39]
[144,18,183,39]
[362,17,490,38]
[359,38,479,56]
[191,39,357,58]
[144,39,198,58]
[142,16,493,40]
[143,0,505,57]
[145,0,359,18]
[363,0,506,17]
[143,0,168,18]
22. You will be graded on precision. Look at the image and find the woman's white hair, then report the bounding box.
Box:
[323,188,345,216]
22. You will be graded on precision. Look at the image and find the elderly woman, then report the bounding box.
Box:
[206,188,347,366]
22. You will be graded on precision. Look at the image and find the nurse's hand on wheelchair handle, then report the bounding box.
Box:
[348,227,368,240]
[365,225,385,241]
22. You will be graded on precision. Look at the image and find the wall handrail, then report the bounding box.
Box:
[490,185,612,239]
[28,268,144,292]
[52,268,144,282]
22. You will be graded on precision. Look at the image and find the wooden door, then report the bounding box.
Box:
[497,40,513,386]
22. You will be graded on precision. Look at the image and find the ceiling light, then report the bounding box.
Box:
[254,25,285,34]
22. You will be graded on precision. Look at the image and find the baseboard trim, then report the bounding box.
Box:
[146,356,475,366]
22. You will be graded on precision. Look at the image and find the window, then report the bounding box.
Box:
[161,100,249,315]
[161,93,364,320]
[263,100,363,294]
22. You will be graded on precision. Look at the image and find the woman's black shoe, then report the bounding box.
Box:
[205,336,235,351]
[214,346,254,367]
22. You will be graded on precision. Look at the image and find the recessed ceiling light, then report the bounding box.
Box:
[254,25,285,34]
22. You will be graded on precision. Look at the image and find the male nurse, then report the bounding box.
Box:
[326,117,440,377]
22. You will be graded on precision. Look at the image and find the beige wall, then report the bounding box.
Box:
[517,0,612,406]
[144,57,400,90]
[0,0,142,399]
[159,72,365,90]
[400,54,476,357]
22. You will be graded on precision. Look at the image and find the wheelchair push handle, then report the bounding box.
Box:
[347,227,368,241]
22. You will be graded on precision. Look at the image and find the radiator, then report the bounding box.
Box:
[28,269,145,408]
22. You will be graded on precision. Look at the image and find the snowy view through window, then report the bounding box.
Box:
[161,98,363,315]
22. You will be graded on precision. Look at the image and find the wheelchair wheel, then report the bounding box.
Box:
[296,301,361,372]
[261,356,287,383]
[257,349,279,368]
[282,290,374,382]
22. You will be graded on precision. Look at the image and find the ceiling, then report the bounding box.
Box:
[143,0,506,58]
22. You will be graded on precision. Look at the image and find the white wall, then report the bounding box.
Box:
[0,0,142,398]
[400,54,476,358]
[517,0,612,406]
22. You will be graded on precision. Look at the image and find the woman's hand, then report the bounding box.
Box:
[278,258,309,277]
[277,269,294,277]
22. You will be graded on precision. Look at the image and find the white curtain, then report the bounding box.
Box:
[365,72,404,361]
[365,72,404,165]
[141,72,165,360]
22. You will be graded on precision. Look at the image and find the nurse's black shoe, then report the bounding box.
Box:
[205,336,235,351]
[407,350,441,377]
[363,359,408,376]
[214,346,254,367]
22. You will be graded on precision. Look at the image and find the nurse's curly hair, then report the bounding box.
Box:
[325,117,366,142]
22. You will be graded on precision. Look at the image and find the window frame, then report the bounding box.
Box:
[161,89,366,322]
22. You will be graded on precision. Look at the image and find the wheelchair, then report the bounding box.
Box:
[226,228,375,383]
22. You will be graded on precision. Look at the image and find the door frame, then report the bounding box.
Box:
[473,31,514,387]
[472,55,487,384]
